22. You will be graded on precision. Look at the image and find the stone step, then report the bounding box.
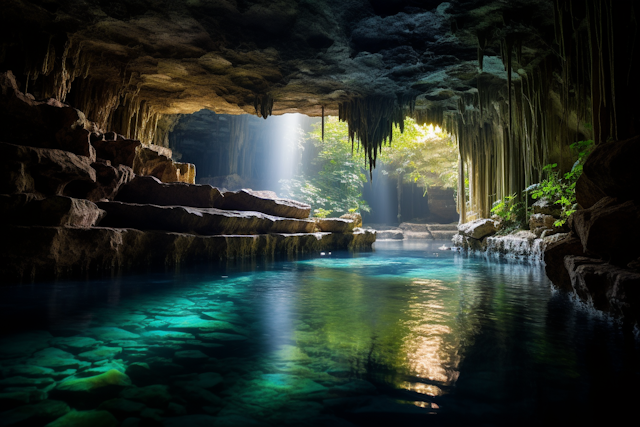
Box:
[96,201,315,235]
[115,176,311,219]
[0,226,376,284]
[0,194,105,227]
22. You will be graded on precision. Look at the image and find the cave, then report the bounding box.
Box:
[1,1,639,426]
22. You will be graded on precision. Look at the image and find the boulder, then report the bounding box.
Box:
[0,194,105,227]
[375,229,404,240]
[543,234,585,292]
[54,369,132,396]
[570,197,640,265]
[133,145,179,183]
[531,197,562,216]
[0,142,96,196]
[529,213,556,230]
[457,218,498,240]
[579,135,640,202]
[44,410,118,427]
[219,189,311,219]
[92,139,142,168]
[564,256,640,323]
[96,201,316,235]
[115,176,223,208]
[314,218,355,233]
[0,71,96,160]
[340,213,362,228]
[575,173,606,209]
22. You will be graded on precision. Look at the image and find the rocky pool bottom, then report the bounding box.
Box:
[1,241,638,427]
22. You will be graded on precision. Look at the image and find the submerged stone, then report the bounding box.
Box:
[141,331,195,340]
[156,316,235,331]
[198,333,247,341]
[1,365,55,378]
[163,415,218,427]
[97,398,145,416]
[51,337,101,354]
[0,399,70,426]
[90,328,141,342]
[44,409,118,427]
[0,376,55,389]
[77,346,122,362]
[120,385,171,407]
[0,331,52,360]
[55,370,132,393]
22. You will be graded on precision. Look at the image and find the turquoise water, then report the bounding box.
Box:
[1,240,638,426]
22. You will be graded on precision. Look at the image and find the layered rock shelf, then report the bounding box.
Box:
[363,223,458,241]
[0,73,374,284]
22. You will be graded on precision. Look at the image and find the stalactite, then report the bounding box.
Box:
[321,106,325,141]
[254,93,274,119]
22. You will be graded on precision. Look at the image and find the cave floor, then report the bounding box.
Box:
[0,241,638,426]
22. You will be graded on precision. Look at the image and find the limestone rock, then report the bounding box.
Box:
[339,213,362,228]
[219,189,311,219]
[531,198,562,217]
[529,213,556,231]
[133,145,179,183]
[457,219,498,240]
[0,142,96,196]
[375,229,403,240]
[0,194,105,227]
[96,201,316,235]
[92,139,142,169]
[570,197,640,264]
[66,162,135,202]
[44,410,118,427]
[580,135,640,202]
[175,162,196,184]
[0,71,96,160]
[543,234,585,292]
[314,218,355,233]
[115,176,223,208]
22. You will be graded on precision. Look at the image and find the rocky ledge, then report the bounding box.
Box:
[0,73,375,285]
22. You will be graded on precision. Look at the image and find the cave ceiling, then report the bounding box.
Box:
[1,0,555,119]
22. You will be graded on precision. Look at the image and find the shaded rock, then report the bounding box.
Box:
[172,372,222,389]
[340,213,362,228]
[162,415,217,427]
[529,213,555,231]
[452,233,486,251]
[532,197,562,216]
[140,407,163,422]
[457,219,498,240]
[165,402,186,416]
[97,398,145,417]
[1,400,70,427]
[0,142,96,196]
[173,386,222,406]
[570,197,640,264]
[580,135,640,202]
[124,364,157,387]
[27,348,80,372]
[96,201,316,235]
[44,410,118,427]
[121,418,140,427]
[0,195,105,227]
[66,162,135,202]
[198,333,247,342]
[173,350,208,363]
[543,234,585,292]
[0,390,47,412]
[120,385,171,408]
[133,145,179,183]
[314,218,355,233]
[115,176,223,208]
[219,189,311,219]
[211,415,267,427]
[575,174,606,209]
[2,365,55,378]
[0,376,55,389]
[0,71,96,160]
[565,256,640,323]
[51,337,101,354]
[91,139,141,169]
[141,331,195,340]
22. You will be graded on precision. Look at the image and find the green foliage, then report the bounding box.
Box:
[280,117,370,215]
[491,193,527,233]
[531,140,594,226]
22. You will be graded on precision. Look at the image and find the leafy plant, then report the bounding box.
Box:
[313,208,333,218]
[531,140,594,226]
[491,193,528,233]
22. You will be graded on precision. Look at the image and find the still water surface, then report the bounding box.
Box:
[1,240,638,426]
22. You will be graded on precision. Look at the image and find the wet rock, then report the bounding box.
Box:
[77,347,122,362]
[173,386,223,407]
[97,398,145,418]
[174,350,209,364]
[457,218,498,240]
[0,376,55,389]
[172,372,222,389]
[27,348,80,372]
[564,256,640,323]
[115,176,223,208]
[1,400,70,426]
[157,316,236,331]
[0,195,105,227]
[570,197,640,265]
[91,139,141,169]
[124,364,157,387]
[211,415,267,427]
[529,213,555,231]
[44,409,118,427]
[51,337,102,354]
[55,370,132,394]
[0,142,96,196]
[198,333,247,342]
[374,229,404,240]
[162,415,217,427]
[141,331,195,341]
[484,231,540,259]
[120,385,171,408]
[90,328,141,342]
[543,234,585,292]
[133,145,179,183]
[2,365,55,378]
[96,201,316,235]
[329,380,377,396]
[0,390,47,412]
[219,189,311,219]
[314,218,355,233]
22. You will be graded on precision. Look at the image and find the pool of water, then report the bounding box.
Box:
[1,240,638,426]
